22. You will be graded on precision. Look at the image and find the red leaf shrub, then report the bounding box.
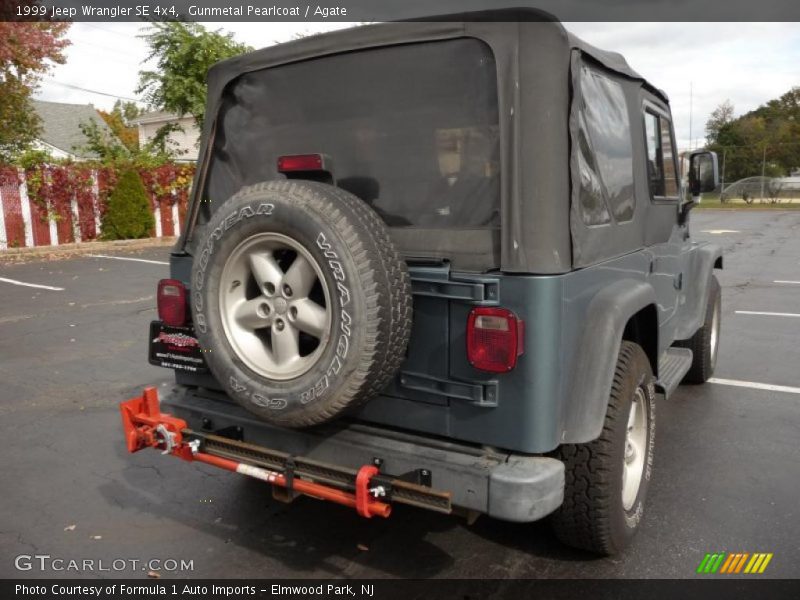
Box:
[2,161,195,242]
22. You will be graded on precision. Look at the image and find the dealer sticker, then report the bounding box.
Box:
[148,321,208,373]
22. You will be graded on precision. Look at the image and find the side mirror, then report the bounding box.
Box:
[688,150,719,196]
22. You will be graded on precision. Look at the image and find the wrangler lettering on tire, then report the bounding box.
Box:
[191,180,412,427]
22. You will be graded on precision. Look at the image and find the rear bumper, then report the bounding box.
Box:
[162,386,565,523]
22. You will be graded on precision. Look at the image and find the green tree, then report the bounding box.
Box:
[98,100,142,152]
[705,100,734,146]
[706,88,800,182]
[100,168,154,240]
[136,23,251,128]
[79,119,131,164]
[760,88,800,175]
[79,117,182,166]
[0,22,71,161]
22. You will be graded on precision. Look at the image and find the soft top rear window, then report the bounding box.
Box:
[202,38,500,230]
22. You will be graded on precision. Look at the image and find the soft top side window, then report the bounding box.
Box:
[575,65,636,226]
[644,108,679,200]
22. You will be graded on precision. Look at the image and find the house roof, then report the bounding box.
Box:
[130,110,189,125]
[31,100,119,159]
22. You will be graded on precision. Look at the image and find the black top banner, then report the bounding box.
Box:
[3,0,800,22]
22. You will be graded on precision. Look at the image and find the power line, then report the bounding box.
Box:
[43,78,142,103]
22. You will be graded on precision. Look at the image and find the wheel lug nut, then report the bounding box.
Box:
[289,306,298,320]
[258,303,271,318]
[275,319,284,331]
[264,282,276,296]
[283,284,293,297]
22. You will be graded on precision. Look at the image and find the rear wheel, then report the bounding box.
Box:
[676,274,721,384]
[218,232,332,381]
[551,341,656,555]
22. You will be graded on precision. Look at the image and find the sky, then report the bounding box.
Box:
[35,21,800,151]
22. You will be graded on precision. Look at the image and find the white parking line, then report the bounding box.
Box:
[80,295,154,309]
[87,254,168,265]
[709,378,800,395]
[0,277,64,291]
[774,280,800,285]
[735,310,800,318]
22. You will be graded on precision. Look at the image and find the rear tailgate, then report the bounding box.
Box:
[379,261,500,408]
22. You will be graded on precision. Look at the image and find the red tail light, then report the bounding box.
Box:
[157,279,187,327]
[277,153,326,173]
[466,308,524,373]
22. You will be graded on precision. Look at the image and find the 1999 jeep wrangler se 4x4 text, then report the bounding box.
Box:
[122,12,723,555]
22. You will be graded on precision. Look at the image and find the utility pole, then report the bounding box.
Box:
[760,145,767,201]
[720,147,727,201]
[689,82,693,150]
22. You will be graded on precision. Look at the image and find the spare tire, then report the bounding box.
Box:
[191,180,412,427]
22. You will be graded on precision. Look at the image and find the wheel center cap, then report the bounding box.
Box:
[273,297,288,315]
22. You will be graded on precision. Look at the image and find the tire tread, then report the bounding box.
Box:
[551,341,652,555]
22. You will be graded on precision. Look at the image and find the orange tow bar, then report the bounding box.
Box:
[120,387,391,519]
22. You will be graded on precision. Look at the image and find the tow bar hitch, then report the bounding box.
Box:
[120,387,452,518]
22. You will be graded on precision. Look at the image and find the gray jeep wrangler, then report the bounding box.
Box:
[143,13,722,555]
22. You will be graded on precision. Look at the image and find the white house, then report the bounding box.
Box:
[131,111,201,162]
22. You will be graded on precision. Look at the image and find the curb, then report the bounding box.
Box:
[0,237,177,261]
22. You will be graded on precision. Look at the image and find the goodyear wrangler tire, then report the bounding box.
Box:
[191,180,412,427]
[551,341,656,555]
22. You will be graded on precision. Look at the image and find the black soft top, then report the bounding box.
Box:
[202,12,666,115]
[183,11,671,273]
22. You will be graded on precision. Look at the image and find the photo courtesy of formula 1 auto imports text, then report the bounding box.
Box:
[1,0,799,598]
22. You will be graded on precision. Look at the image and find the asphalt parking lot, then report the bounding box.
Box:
[0,210,798,579]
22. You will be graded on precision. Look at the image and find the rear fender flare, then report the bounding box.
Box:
[561,279,657,444]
